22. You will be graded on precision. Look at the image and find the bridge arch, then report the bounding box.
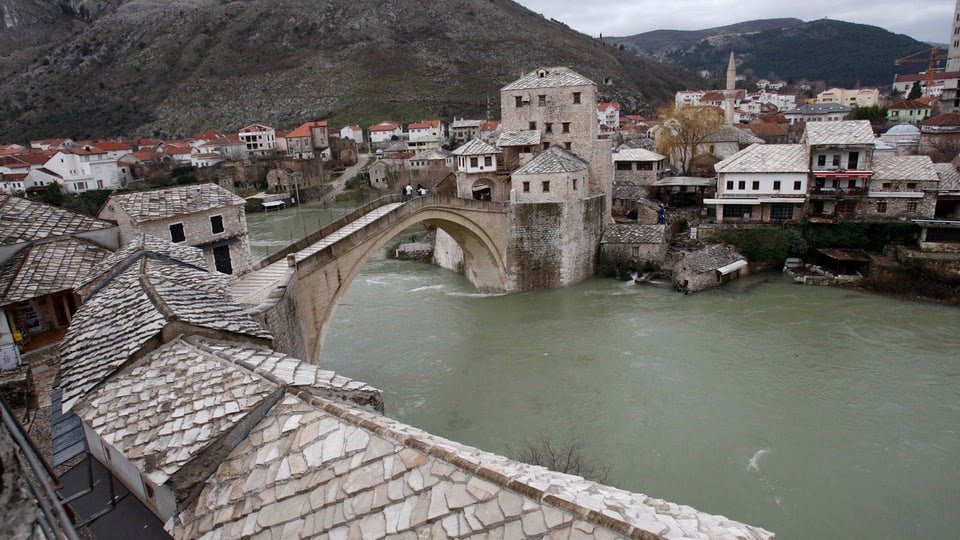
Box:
[291,196,509,362]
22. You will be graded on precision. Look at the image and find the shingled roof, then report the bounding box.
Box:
[514,145,587,175]
[0,193,113,245]
[715,144,808,174]
[803,120,875,146]
[59,236,272,411]
[101,183,245,224]
[501,67,594,91]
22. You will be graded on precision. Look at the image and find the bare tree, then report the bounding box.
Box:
[508,435,610,483]
[655,104,724,175]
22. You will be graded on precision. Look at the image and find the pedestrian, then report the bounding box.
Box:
[404,183,413,201]
[416,183,427,196]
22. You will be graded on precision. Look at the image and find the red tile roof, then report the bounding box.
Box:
[922,113,960,126]
[598,102,621,111]
[407,120,440,130]
[888,99,932,110]
[369,121,400,132]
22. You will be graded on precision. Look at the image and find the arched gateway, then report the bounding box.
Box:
[231,195,509,363]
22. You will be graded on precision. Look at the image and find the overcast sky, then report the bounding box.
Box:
[514,0,955,44]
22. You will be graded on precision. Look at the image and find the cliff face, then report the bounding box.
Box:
[0,0,702,142]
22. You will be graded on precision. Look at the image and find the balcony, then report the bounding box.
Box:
[808,186,867,200]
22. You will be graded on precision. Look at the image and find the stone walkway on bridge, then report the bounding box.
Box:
[231,202,403,307]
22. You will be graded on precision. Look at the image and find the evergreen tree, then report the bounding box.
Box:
[908,81,923,99]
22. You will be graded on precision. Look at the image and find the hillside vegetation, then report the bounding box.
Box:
[611,19,932,88]
[0,0,702,142]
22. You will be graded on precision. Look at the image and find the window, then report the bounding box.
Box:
[832,155,841,167]
[211,215,224,234]
[538,95,546,107]
[632,246,640,258]
[793,181,802,190]
[470,157,478,168]
[817,155,826,167]
[616,162,632,171]
[97,180,104,189]
[564,142,571,150]
[907,202,918,213]
[773,181,781,190]
[562,122,570,133]
[515,96,523,107]
[709,144,715,154]
[876,201,887,213]
[738,181,746,190]
[882,182,892,189]
[907,183,918,190]
[484,156,492,167]
[770,203,793,221]
[848,180,856,189]
[723,205,752,218]
[752,181,760,190]
[529,121,536,130]
[522,181,530,193]
[169,223,186,243]
[726,180,734,190]
[542,181,550,192]
[145,482,155,500]
[75,181,88,190]
[572,178,578,190]
[573,92,581,104]
[848,151,859,169]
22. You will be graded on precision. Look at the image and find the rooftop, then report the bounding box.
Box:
[872,155,939,182]
[496,130,541,147]
[715,144,808,174]
[601,224,667,244]
[514,145,587,175]
[0,193,114,245]
[100,183,245,224]
[934,163,960,190]
[613,148,665,162]
[452,138,498,156]
[803,120,875,146]
[501,67,595,91]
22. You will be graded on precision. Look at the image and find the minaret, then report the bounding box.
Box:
[948,0,960,73]
[723,51,736,124]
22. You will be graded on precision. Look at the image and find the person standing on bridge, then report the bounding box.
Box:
[416,183,427,196]
[404,183,413,201]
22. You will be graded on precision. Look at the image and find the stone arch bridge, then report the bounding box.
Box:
[231,195,510,363]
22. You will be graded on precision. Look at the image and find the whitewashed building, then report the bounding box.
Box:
[237,124,277,156]
[705,143,809,223]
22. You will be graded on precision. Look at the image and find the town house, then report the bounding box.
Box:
[864,154,939,221]
[597,101,620,132]
[368,121,402,146]
[706,143,809,223]
[449,118,483,143]
[26,148,126,192]
[98,183,252,275]
[406,119,445,151]
[886,99,934,126]
[339,125,364,146]
[805,120,875,220]
[238,123,277,156]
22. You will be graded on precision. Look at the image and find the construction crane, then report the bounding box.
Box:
[895,47,948,98]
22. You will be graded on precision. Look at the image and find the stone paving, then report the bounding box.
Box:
[230,203,403,307]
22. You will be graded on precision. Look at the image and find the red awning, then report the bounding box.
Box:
[813,171,872,178]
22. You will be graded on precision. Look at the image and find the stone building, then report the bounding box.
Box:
[670,243,748,293]
[805,120,876,220]
[863,154,939,221]
[452,138,504,201]
[612,147,667,186]
[600,224,669,267]
[98,183,252,276]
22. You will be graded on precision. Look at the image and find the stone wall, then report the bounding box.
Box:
[860,194,937,221]
[246,261,308,361]
[507,196,604,290]
[433,229,465,274]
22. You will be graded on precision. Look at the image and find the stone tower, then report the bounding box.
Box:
[723,51,737,124]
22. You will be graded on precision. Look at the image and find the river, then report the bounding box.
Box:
[248,209,960,539]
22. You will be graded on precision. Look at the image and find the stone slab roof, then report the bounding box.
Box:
[613,148,665,162]
[602,224,667,244]
[514,146,587,175]
[411,148,453,161]
[102,183,245,224]
[0,193,114,245]
[872,155,939,182]
[174,382,771,540]
[496,130,541,147]
[678,244,744,273]
[706,124,764,145]
[73,337,280,487]
[501,67,595,91]
[76,234,208,293]
[452,138,498,156]
[59,239,271,411]
[0,237,112,306]
[934,163,960,190]
[715,143,808,174]
[803,120,875,146]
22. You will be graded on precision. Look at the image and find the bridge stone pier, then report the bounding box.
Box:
[232,195,511,362]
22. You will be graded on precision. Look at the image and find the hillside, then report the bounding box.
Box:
[610,19,932,88]
[0,0,703,142]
